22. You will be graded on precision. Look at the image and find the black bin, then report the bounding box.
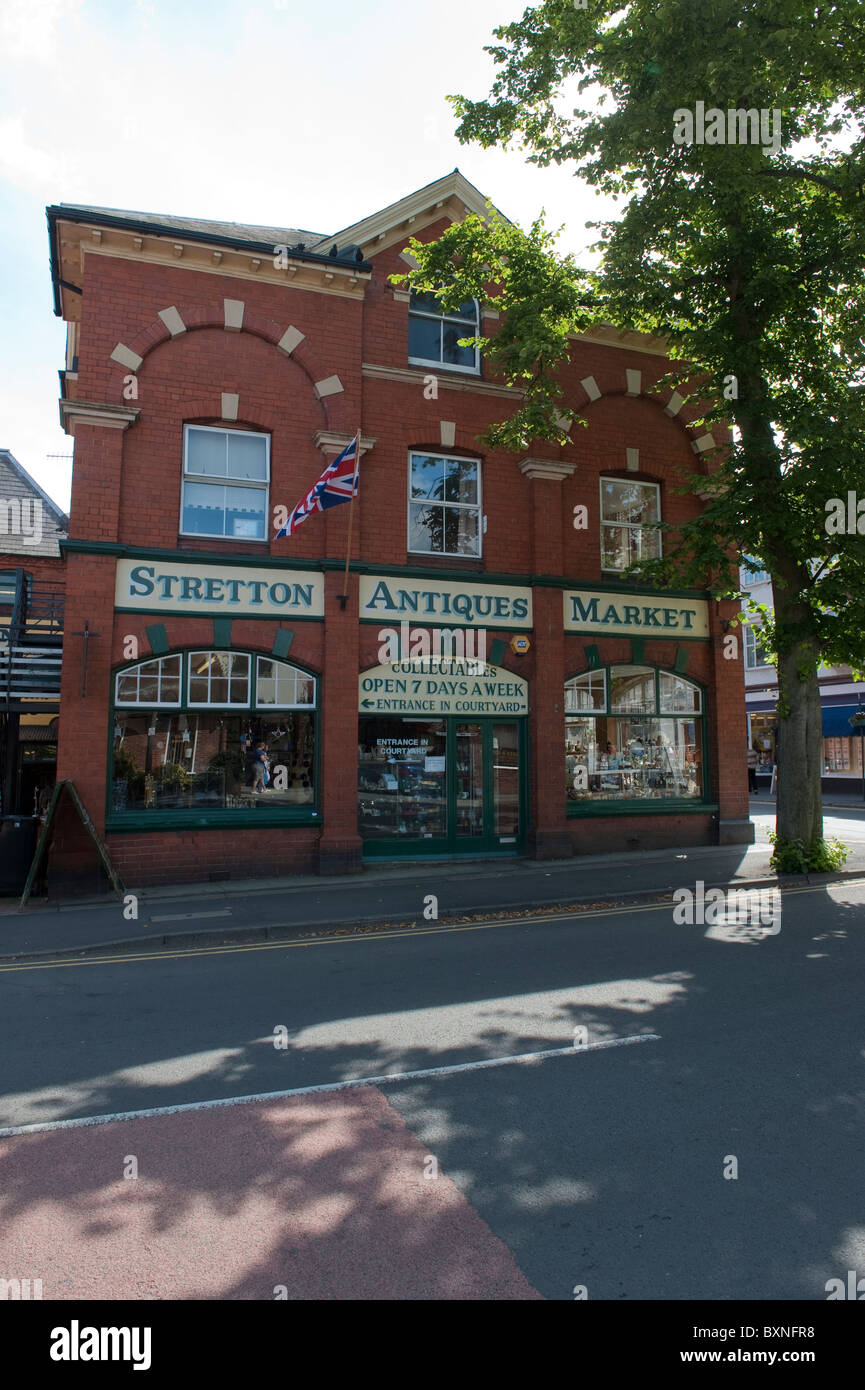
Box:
[0,815,39,894]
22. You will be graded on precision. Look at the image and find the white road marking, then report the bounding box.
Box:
[0,1033,661,1137]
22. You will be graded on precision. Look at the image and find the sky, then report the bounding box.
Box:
[0,0,618,511]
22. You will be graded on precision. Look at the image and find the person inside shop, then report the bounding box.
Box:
[747,742,759,794]
[251,742,270,793]
[604,740,621,769]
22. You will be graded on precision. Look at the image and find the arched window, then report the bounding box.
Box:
[111,651,317,819]
[564,665,705,804]
[408,290,480,374]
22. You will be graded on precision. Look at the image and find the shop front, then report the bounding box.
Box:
[358,660,528,857]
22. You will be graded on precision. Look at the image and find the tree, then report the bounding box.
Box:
[396,0,865,865]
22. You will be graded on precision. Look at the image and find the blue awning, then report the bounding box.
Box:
[822,704,864,737]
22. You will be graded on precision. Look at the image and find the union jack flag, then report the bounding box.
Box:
[275,434,359,538]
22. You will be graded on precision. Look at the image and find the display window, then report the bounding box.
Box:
[110,650,318,823]
[566,665,705,804]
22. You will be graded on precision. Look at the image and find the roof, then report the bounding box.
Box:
[58,203,329,251]
[0,451,68,560]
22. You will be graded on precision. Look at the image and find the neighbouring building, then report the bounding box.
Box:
[741,559,865,793]
[0,448,67,817]
[45,170,751,890]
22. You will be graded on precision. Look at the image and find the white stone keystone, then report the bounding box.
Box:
[315,375,344,398]
[277,326,305,356]
[110,343,143,371]
[224,299,244,332]
[158,306,186,337]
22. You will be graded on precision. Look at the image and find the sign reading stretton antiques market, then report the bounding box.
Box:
[359,576,533,628]
[563,589,710,638]
[359,661,529,715]
[115,560,325,617]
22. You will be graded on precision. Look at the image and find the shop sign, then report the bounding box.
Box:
[563,589,709,638]
[359,660,528,716]
[115,561,325,617]
[360,576,532,629]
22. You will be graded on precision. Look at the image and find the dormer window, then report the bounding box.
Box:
[408,291,480,374]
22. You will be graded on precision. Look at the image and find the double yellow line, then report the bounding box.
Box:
[1,877,861,974]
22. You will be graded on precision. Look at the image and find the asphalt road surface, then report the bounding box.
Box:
[1,876,863,1300]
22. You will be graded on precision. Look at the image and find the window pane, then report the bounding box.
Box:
[209,677,229,704]
[659,673,701,713]
[628,526,661,565]
[409,502,443,552]
[227,433,267,481]
[408,315,442,362]
[225,485,266,539]
[186,428,227,477]
[183,480,226,536]
[444,507,480,556]
[189,677,208,703]
[255,657,315,708]
[409,290,445,315]
[295,678,314,706]
[116,675,139,703]
[111,712,315,812]
[566,714,702,802]
[610,666,656,713]
[410,455,445,501]
[138,676,158,703]
[442,323,475,367]
[161,676,180,702]
[601,524,629,571]
[601,479,659,524]
[565,671,606,712]
[443,459,478,504]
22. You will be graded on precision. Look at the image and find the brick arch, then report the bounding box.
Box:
[571,385,722,478]
[108,306,349,431]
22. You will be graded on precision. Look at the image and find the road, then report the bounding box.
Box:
[1,874,864,1299]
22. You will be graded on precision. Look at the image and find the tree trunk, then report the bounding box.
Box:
[774,617,824,848]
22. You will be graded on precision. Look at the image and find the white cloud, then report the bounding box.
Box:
[0,0,83,65]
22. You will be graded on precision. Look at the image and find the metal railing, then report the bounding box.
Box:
[0,642,63,700]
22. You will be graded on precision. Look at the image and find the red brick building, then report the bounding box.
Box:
[46,170,751,889]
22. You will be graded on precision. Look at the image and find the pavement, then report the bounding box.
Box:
[1,796,864,962]
[0,1089,542,1300]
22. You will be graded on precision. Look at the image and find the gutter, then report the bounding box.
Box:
[46,205,373,317]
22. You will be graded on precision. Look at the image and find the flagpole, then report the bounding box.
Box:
[339,427,361,610]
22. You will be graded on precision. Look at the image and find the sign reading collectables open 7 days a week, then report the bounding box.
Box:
[359,660,529,716]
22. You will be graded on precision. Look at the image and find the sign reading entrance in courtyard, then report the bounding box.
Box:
[563,589,709,638]
[359,660,528,716]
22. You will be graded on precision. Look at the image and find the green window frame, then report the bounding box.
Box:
[565,663,714,815]
[108,648,320,830]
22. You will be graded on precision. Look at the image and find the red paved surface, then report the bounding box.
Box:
[0,1088,541,1300]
